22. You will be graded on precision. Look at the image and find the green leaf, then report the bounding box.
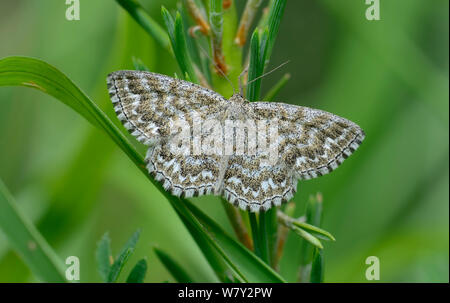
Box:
[298,194,324,282]
[264,208,278,266]
[168,198,242,282]
[171,205,231,282]
[292,225,323,250]
[126,259,148,283]
[265,0,287,64]
[248,212,261,259]
[107,248,134,283]
[180,199,286,282]
[0,178,66,282]
[300,194,324,265]
[247,30,261,101]
[259,27,270,66]
[107,230,140,283]
[258,211,269,264]
[291,221,335,242]
[117,229,141,259]
[115,0,171,51]
[96,232,113,282]
[161,7,199,83]
[178,3,211,84]
[310,248,324,283]
[154,247,193,283]
[247,28,269,101]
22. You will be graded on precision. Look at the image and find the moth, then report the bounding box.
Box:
[107,70,365,212]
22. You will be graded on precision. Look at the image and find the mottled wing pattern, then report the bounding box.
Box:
[248,101,365,180]
[222,155,296,212]
[221,101,364,211]
[107,70,228,145]
[107,70,229,198]
[107,70,365,211]
[146,145,222,198]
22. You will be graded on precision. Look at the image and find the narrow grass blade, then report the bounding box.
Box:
[291,221,335,242]
[247,28,269,101]
[181,199,286,282]
[247,30,261,101]
[0,179,66,282]
[117,229,141,258]
[277,210,324,250]
[299,193,324,282]
[265,0,287,63]
[310,248,324,283]
[248,212,261,259]
[154,247,193,283]
[96,232,113,282]
[162,7,199,83]
[126,259,148,283]
[107,248,133,283]
[258,211,269,264]
[264,208,278,266]
[106,229,141,283]
[292,225,323,250]
[115,0,171,51]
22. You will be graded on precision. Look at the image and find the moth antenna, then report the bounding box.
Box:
[246,60,290,86]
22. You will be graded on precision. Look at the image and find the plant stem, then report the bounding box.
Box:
[248,212,261,258]
[235,0,263,46]
[264,207,278,266]
[258,211,269,263]
[272,202,295,269]
[221,199,253,250]
[216,0,242,97]
[209,0,227,75]
[298,193,324,282]
[185,0,211,35]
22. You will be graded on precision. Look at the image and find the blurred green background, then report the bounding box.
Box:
[0,0,448,282]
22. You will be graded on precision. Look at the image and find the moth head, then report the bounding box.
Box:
[229,93,246,103]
